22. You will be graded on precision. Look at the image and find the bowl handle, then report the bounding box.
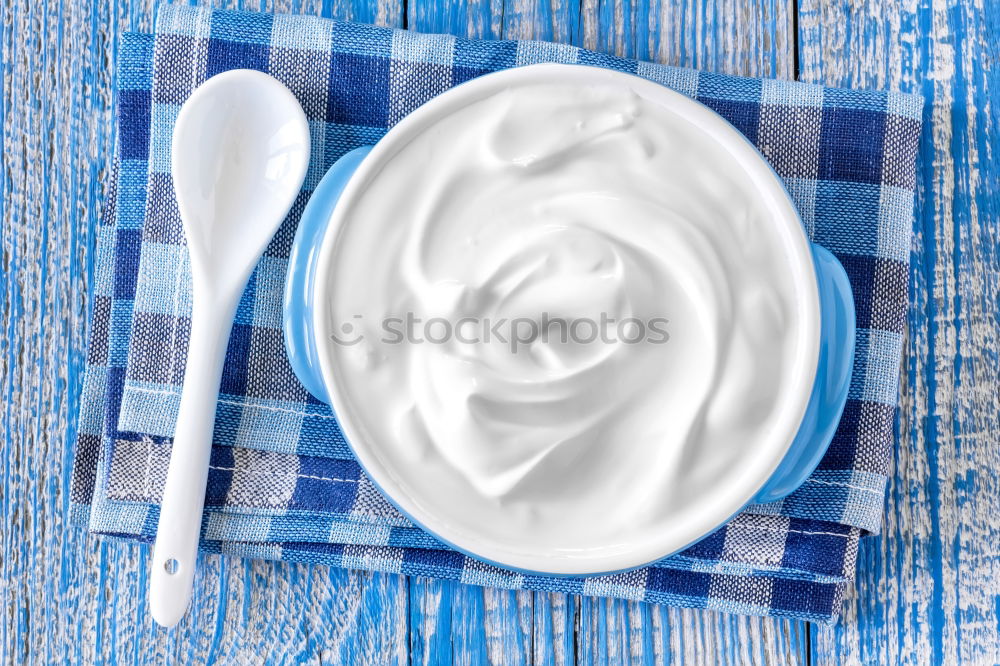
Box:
[753,244,856,503]
[283,146,373,403]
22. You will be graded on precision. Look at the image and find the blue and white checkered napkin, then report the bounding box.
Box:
[70,5,923,623]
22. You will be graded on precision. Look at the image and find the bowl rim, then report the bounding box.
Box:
[309,63,821,575]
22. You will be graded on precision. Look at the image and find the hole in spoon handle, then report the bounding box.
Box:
[150,546,197,627]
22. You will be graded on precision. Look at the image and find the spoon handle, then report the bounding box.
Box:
[149,293,240,627]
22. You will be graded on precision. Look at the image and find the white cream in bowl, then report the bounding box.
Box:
[315,65,819,574]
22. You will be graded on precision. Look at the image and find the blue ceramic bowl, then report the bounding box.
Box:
[282,64,856,575]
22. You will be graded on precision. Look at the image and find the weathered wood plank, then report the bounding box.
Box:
[2,0,121,662]
[578,0,795,78]
[533,592,577,665]
[797,0,1000,664]
[573,601,810,665]
[409,0,505,38]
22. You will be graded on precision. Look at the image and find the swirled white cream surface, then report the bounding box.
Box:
[320,69,817,570]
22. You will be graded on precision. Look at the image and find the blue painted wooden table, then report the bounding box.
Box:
[2,0,997,663]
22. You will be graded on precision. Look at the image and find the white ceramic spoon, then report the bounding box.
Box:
[150,69,310,628]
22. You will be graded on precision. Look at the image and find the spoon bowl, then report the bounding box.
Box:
[171,69,311,287]
[150,69,310,628]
